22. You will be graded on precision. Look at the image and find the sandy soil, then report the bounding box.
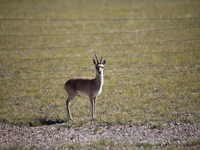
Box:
[0,122,200,149]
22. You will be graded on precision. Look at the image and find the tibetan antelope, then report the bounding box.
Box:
[64,54,106,119]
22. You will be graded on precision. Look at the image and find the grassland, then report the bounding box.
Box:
[0,0,200,128]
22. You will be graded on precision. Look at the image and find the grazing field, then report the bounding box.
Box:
[0,0,200,130]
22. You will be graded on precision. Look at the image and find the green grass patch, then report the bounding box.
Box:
[0,145,44,150]
[0,0,200,126]
[183,140,200,147]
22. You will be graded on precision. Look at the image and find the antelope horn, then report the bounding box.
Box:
[95,54,99,63]
[100,55,104,63]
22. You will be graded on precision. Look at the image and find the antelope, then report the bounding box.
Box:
[64,54,106,119]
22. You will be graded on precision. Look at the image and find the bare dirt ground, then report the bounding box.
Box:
[0,121,200,149]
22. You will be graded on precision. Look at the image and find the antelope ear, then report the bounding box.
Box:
[93,59,96,65]
[102,60,106,65]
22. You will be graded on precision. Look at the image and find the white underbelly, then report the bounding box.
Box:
[77,87,102,97]
[77,91,88,97]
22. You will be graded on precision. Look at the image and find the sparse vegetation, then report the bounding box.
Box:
[0,0,200,149]
[1,0,200,126]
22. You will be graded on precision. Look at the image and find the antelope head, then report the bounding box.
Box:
[93,54,106,75]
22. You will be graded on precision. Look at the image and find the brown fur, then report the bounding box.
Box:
[64,55,106,119]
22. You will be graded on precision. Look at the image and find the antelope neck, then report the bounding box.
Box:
[95,72,104,87]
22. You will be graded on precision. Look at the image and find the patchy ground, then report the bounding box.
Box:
[0,121,200,149]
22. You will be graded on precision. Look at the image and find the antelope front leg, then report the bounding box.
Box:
[90,96,97,119]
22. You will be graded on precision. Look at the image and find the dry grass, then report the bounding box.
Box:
[0,0,200,127]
